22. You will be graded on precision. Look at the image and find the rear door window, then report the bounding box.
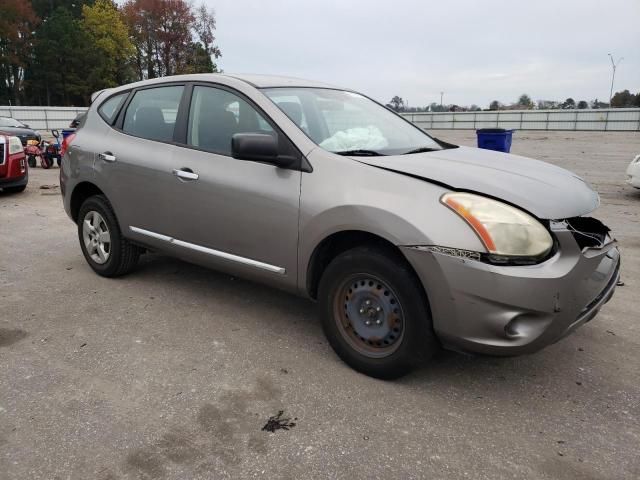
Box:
[98,93,128,124]
[123,86,184,142]
[187,86,274,156]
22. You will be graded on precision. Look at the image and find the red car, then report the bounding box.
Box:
[0,134,28,193]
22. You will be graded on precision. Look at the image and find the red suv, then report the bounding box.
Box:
[0,134,28,193]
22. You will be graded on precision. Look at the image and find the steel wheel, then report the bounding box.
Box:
[333,274,405,359]
[82,210,111,265]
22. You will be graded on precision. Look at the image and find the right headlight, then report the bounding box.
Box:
[441,192,553,258]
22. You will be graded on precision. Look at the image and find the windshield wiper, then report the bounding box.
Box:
[402,146,441,155]
[334,149,386,156]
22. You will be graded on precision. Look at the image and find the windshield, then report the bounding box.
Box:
[0,117,25,128]
[262,88,442,155]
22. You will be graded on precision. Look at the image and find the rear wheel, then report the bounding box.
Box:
[77,195,140,277]
[318,246,438,379]
[40,155,52,169]
[27,155,37,168]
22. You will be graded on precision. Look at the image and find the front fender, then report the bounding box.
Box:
[297,149,486,293]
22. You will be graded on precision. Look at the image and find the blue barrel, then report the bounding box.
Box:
[476,129,514,153]
[61,128,76,141]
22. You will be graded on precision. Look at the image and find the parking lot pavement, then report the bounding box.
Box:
[1,131,639,480]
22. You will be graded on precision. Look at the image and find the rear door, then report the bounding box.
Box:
[96,84,187,244]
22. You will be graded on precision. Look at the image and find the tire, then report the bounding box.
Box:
[3,185,26,193]
[77,195,140,277]
[40,156,52,169]
[318,246,438,379]
[27,155,37,168]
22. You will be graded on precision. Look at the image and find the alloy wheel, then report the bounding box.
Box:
[82,210,111,264]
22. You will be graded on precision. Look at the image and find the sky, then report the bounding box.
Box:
[205,0,640,108]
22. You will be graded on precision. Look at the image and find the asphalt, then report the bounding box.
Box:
[1,131,639,480]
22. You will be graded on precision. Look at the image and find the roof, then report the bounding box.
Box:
[223,74,342,89]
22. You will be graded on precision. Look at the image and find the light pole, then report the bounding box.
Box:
[608,53,623,107]
[440,91,444,109]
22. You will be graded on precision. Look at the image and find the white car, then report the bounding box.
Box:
[627,154,640,188]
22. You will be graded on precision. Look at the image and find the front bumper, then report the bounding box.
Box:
[401,224,620,356]
[0,172,28,189]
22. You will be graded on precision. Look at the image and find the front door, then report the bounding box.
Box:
[156,85,301,289]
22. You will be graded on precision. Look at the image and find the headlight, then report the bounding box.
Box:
[441,192,553,257]
[8,136,23,155]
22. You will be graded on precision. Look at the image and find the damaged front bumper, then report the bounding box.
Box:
[401,220,620,356]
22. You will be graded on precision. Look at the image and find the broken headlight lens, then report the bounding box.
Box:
[441,192,553,257]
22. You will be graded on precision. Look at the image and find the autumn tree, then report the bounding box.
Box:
[122,0,221,80]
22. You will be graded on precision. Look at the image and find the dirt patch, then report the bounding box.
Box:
[0,328,27,348]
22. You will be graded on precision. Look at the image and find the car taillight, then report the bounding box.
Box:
[60,133,76,157]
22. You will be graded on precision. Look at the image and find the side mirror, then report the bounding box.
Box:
[231,133,294,168]
[51,129,60,139]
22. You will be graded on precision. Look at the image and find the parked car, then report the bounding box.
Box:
[0,134,28,193]
[0,116,41,146]
[626,154,640,189]
[61,74,620,379]
[69,112,86,128]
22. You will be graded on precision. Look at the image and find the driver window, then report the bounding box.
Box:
[187,86,274,156]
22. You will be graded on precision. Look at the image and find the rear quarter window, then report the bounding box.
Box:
[98,93,128,124]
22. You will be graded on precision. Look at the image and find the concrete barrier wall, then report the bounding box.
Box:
[2,106,639,132]
[0,106,88,131]
[400,108,640,131]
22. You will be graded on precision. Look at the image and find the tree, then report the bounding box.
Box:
[590,98,609,109]
[517,94,533,109]
[82,0,136,91]
[611,89,638,108]
[193,3,221,72]
[29,7,93,105]
[489,100,502,110]
[122,0,221,80]
[562,98,575,109]
[0,0,39,105]
[388,96,404,111]
[577,100,588,109]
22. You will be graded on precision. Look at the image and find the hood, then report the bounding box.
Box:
[0,127,40,145]
[356,146,599,219]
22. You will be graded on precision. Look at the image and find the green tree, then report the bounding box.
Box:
[388,96,404,111]
[611,89,638,108]
[562,98,576,109]
[82,0,136,91]
[517,94,533,109]
[0,0,39,105]
[29,7,92,105]
[489,100,502,110]
[577,100,588,109]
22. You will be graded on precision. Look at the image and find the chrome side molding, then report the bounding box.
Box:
[129,226,286,275]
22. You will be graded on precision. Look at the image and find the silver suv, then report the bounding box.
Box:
[61,74,620,378]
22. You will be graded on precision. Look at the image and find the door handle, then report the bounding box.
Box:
[99,152,116,163]
[172,168,199,181]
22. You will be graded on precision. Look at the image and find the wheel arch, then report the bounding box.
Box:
[305,229,424,300]
[70,181,105,223]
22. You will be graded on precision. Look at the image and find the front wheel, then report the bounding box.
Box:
[318,246,438,379]
[77,195,140,277]
[27,155,37,168]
